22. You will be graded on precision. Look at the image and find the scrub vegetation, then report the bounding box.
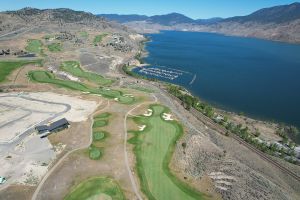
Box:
[0,60,42,83]
[64,177,125,200]
[28,70,135,104]
[60,61,113,86]
[129,85,155,93]
[128,104,205,200]
[79,31,88,38]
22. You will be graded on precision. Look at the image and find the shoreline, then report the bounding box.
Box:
[134,33,300,129]
[123,37,300,164]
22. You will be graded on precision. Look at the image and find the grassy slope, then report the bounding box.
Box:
[28,70,135,104]
[129,104,206,200]
[25,39,43,54]
[79,31,88,38]
[60,61,113,86]
[93,33,108,45]
[47,43,62,52]
[64,177,125,200]
[0,60,42,83]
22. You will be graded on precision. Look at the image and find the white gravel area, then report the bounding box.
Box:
[23,92,99,122]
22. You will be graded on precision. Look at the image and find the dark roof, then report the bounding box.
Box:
[48,118,69,131]
[35,118,69,132]
[35,125,49,132]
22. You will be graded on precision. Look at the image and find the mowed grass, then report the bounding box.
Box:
[93,119,108,128]
[60,61,113,86]
[89,145,102,160]
[93,33,108,45]
[25,39,43,54]
[94,112,111,119]
[88,112,111,160]
[28,70,135,104]
[0,60,42,83]
[47,43,62,52]
[129,105,205,200]
[93,131,107,141]
[64,177,125,200]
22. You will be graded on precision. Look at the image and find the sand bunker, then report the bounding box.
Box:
[138,125,146,131]
[162,113,173,121]
[143,109,153,117]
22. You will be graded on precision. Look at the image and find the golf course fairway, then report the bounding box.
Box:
[64,177,125,200]
[129,104,205,200]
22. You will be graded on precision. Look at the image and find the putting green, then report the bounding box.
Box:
[129,104,205,200]
[89,145,102,160]
[64,177,125,200]
[60,61,113,86]
[28,70,135,104]
[25,39,43,54]
[93,119,108,128]
[93,131,106,141]
[48,43,62,52]
[94,112,111,119]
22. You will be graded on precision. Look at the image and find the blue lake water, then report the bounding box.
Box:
[134,31,300,130]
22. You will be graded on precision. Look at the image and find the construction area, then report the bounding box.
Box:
[0,92,99,188]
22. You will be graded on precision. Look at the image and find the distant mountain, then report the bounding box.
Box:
[99,2,300,43]
[225,2,300,23]
[195,17,223,24]
[99,12,222,25]
[97,14,148,23]
[149,13,194,25]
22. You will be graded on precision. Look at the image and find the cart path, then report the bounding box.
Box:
[123,94,157,200]
[31,99,109,200]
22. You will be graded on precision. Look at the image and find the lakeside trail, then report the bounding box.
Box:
[123,94,158,200]
[31,99,109,200]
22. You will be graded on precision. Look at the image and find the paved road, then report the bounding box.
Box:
[31,100,108,200]
[123,94,157,200]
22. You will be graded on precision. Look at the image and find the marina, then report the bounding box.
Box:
[136,65,195,83]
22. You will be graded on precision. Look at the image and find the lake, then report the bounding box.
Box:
[133,31,300,130]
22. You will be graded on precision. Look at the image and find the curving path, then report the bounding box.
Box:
[31,99,109,200]
[123,94,157,200]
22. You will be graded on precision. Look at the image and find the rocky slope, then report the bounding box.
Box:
[0,7,131,36]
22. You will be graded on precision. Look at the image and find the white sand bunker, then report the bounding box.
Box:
[143,109,153,117]
[162,113,174,121]
[138,125,146,131]
[58,71,80,82]
[114,98,119,101]
[123,94,134,98]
